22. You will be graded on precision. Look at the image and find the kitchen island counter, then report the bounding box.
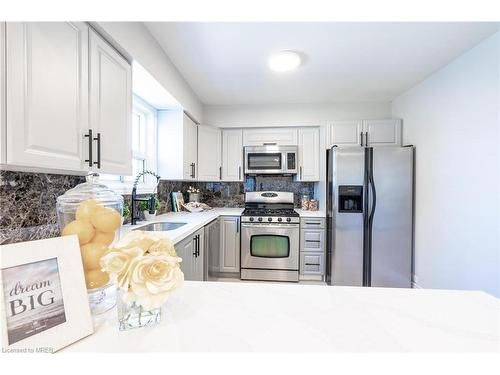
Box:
[63,281,499,353]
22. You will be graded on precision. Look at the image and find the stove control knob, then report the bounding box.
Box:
[286,217,291,222]
[249,217,254,222]
[277,217,282,222]
[268,217,273,222]
[258,217,263,222]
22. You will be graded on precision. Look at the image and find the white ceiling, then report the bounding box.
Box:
[145,22,499,105]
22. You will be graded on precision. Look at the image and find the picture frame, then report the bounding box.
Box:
[0,235,93,353]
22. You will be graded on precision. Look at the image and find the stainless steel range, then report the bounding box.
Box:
[240,191,300,282]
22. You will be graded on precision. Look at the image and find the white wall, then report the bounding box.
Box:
[392,32,500,297]
[96,22,203,122]
[203,102,391,127]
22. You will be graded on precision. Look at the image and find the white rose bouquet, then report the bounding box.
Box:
[100,231,184,311]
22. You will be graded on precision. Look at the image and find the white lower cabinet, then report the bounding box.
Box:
[220,216,240,273]
[299,218,326,280]
[297,127,320,181]
[175,228,204,281]
[197,125,222,181]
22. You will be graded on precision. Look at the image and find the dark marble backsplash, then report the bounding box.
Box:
[0,171,86,245]
[0,170,315,245]
[158,176,315,211]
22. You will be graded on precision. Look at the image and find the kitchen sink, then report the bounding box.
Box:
[133,222,187,232]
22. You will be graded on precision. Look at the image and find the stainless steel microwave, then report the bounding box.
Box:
[244,145,298,175]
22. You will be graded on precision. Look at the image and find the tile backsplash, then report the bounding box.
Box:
[0,170,316,245]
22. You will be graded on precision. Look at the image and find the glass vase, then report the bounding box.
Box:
[117,293,161,331]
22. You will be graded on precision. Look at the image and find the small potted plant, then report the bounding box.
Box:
[187,186,200,203]
[122,201,130,224]
[138,196,161,221]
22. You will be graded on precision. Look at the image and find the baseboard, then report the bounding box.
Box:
[412,281,423,289]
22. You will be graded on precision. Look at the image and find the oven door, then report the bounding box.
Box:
[245,149,284,174]
[241,223,300,270]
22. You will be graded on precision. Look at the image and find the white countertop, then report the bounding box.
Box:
[295,209,326,218]
[122,208,244,245]
[123,207,325,246]
[63,281,500,353]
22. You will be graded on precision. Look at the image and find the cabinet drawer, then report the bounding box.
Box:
[300,229,325,252]
[300,218,325,229]
[300,252,324,275]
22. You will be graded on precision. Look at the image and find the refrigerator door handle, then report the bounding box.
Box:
[368,168,377,223]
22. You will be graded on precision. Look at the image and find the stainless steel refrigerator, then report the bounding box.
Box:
[326,146,414,287]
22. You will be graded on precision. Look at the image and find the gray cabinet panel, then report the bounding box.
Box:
[220,216,240,273]
[206,218,221,276]
[175,228,205,281]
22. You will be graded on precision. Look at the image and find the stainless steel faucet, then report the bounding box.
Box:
[131,170,161,225]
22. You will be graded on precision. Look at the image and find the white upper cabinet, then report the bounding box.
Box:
[89,29,132,175]
[158,111,198,180]
[0,22,5,164]
[183,113,198,180]
[328,119,402,148]
[297,127,320,181]
[363,119,401,147]
[5,22,90,172]
[243,127,298,146]
[327,120,363,148]
[222,129,243,181]
[197,125,222,181]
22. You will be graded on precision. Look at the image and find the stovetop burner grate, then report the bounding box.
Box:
[242,208,299,217]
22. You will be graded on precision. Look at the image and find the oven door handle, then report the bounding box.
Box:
[241,223,300,229]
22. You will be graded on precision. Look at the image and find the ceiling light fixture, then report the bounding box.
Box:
[268,50,302,73]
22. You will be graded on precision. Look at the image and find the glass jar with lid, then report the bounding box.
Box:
[56,173,123,315]
[301,194,310,210]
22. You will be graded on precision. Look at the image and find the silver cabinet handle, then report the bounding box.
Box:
[263,142,277,145]
[300,166,303,180]
[360,132,364,147]
[365,132,369,147]
[190,163,195,178]
[238,166,242,180]
[219,166,222,180]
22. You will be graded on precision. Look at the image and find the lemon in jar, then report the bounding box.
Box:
[75,199,99,223]
[62,220,95,245]
[93,230,115,246]
[90,206,121,233]
[81,242,109,270]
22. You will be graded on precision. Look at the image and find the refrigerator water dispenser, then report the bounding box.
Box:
[338,185,363,213]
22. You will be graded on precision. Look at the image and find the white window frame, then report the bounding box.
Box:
[100,95,158,195]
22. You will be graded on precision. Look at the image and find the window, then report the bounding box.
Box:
[100,95,158,193]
